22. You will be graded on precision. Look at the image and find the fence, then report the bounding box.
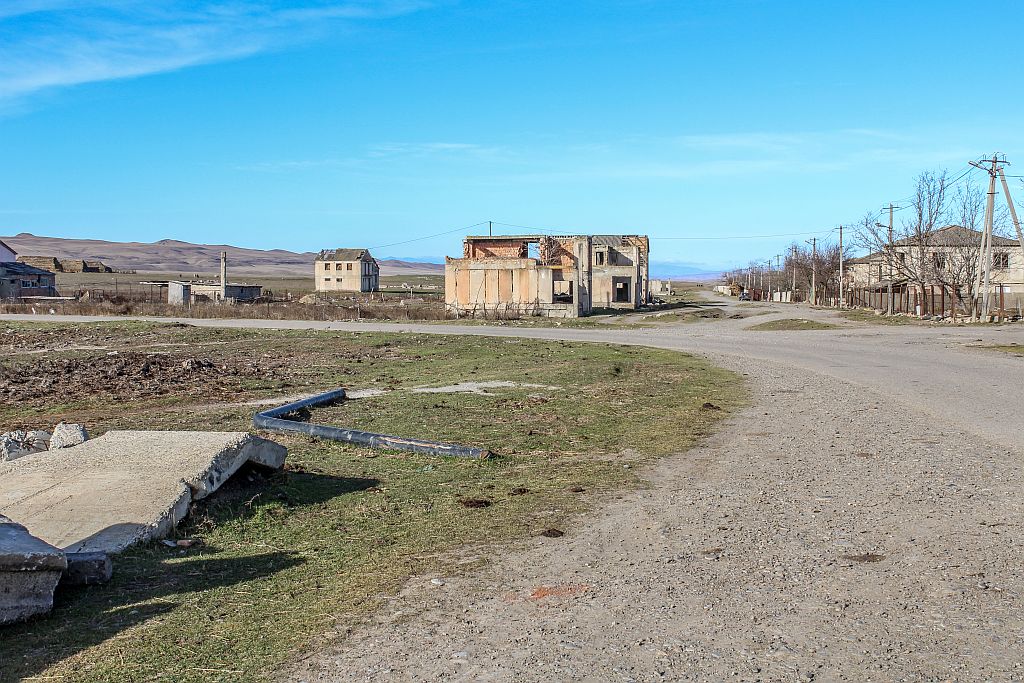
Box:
[845,284,1022,319]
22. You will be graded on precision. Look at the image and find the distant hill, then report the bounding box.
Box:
[0,233,444,277]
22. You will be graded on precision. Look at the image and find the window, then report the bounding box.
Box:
[877,265,883,280]
[932,253,946,270]
[324,277,332,282]
[553,280,573,303]
[346,263,353,271]
[993,252,1010,269]
[613,277,631,303]
[324,263,332,270]
[595,250,606,266]
[898,252,907,264]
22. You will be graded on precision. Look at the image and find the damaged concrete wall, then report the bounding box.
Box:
[590,235,650,310]
[446,235,593,318]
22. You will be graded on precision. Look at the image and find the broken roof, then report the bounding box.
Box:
[316,248,372,261]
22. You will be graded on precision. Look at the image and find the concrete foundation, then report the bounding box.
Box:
[0,431,287,554]
[0,514,66,625]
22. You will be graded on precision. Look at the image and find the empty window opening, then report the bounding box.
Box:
[553,280,573,303]
[614,278,631,303]
[527,242,540,260]
[595,250,606,266]
[346,263,353,271]
[324,262,332,270]
[994,252,1010,269]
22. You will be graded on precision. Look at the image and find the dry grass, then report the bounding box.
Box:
[0,321,743,683]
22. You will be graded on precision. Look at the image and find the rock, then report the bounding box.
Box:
[0,514,67,626]
[49,423,89,450]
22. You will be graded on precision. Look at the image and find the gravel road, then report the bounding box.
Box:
[5,302,1024,681]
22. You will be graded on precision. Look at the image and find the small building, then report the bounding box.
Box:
[315,249,380,293]
[445,233,650,318]
[190,282,262,303]
[167,281,192,305]
[0,262,58,299]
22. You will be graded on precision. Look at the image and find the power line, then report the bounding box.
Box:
[652,229,837,241]
[369,222,487,251]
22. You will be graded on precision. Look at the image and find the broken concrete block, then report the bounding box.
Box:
[0,431,287,555]
[0,514,67,626]
[63,552,113,586]
[49,423,89,450]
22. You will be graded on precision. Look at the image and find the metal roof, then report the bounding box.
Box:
[0,262,55,277]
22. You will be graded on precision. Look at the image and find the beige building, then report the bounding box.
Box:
[315,249,380,293]
[444,234,649,318]
[847,226,1024,297]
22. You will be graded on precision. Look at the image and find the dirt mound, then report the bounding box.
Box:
[0,352,280,405]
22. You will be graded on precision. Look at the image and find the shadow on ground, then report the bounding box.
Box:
[0,470,379,683]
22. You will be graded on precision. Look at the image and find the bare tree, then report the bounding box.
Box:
[856,170,950,315]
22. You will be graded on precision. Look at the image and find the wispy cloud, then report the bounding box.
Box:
[233,140,512,172]
[0,1,433,104]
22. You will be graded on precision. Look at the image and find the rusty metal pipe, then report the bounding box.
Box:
[253,389,491,459]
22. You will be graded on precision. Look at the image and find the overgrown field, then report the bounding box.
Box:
[0,322,742,683]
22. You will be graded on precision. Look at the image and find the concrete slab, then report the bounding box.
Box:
[0,514,66,625]
[0,431,286,554]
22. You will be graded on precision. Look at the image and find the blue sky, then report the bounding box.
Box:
[1,0,1022,272]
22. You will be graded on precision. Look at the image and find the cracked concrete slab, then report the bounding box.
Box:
[0,431,286,554]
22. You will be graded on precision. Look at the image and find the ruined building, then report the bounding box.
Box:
[445,234,649,318]
[314,248,380,293]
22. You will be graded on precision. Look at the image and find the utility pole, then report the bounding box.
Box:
[877,204,897,315]
[791,244,797,302]
[838,225,844,308]
[997,166,1024,253]
[488,220,493,237]
[806,237,817,305]
[970,155,1005,319]
[774,254,782,302]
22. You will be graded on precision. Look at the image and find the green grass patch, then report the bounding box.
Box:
[987,344,1024,356]
[0,322,743,683]
[746,318,837,331]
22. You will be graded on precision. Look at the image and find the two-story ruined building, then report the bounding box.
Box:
[444,234,649,318]
[314,248,380,293]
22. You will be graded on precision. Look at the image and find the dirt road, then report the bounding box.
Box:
[4,303,1024,681]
